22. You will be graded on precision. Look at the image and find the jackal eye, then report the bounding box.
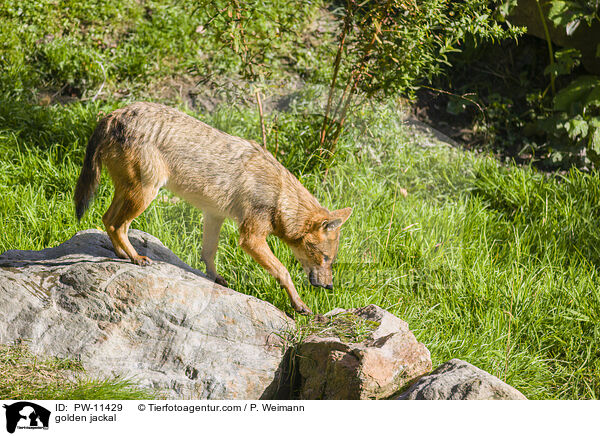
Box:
[323,255,330,262]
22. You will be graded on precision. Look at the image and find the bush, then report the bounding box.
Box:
[317,0,522,155]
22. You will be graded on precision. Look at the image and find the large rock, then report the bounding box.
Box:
[0,229,293,399]
[396,358,527,400]
[296,305,431,399]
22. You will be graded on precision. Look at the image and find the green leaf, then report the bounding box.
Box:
[548,1,571,27]
[548,0,589,27]
[585,84,600,109]
[545,48,581,76]
[553,76,600,113]
[497,0,519,19]
[563,308,591,322]
[555,47,581,65]
[564,116,588,140]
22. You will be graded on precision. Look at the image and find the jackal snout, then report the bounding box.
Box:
[308,269,333,289]
[291,207,352,290]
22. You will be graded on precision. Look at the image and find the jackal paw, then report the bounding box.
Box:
[210,274,228,287]
[133,256,152,266]
[293,301,313,316]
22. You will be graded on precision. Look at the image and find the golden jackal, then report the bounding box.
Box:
[74,102,351,314]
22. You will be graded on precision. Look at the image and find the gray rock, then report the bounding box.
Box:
[296,305,432,399]
[0,229,294,399]
[396,358,527,400]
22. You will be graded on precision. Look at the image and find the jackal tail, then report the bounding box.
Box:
[74,122,105,220]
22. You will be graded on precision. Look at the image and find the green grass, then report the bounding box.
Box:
[299,312,381,344]
[0,0,329,102]
[0,342,154,400]
[1,96,599,400]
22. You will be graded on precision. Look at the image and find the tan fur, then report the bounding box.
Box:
[74,102,352,314]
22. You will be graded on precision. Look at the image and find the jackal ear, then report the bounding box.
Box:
[323,207,352,231]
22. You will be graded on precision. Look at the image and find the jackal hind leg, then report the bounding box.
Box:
[201,213,227,286]
[103,184,159,266]
[102,194,128,260]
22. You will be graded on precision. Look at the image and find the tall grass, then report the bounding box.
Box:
[1,97,599,399]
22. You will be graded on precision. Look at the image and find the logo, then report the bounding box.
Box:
[2,402,50,434]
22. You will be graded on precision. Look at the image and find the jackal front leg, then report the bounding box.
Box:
[239,233,312,315]
[201,213,227,287]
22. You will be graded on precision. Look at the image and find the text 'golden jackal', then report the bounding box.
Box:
[74,102,351,314]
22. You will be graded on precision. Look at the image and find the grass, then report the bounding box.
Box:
[300,312,381,344]
[0,342,154,400]
[1,0,599,401]
[0,0,329,102]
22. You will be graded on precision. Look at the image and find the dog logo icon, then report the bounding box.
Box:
[3,402,50,433]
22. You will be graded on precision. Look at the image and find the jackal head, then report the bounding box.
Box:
[290,207,352,290]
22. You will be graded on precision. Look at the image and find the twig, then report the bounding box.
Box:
[201,6,228,29]
[51,83,68,100]
[255,90,267,149]
[320,7,352,146]
[91,59,106,102]
[535,0,556,96]
[273,115,279,157]
[385,184,398,249]
[322,166,330,185]
[331,69,357,130]
[419,85,486,120]
[328,23,380,152]
[503,308,514,382]
[232,0,255,78]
